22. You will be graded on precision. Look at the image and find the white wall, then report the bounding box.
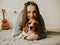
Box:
[0,0,60,30]
[35,0,60,29]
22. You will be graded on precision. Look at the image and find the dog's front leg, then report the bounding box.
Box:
[22,31,28,36]
[25,33,38,41]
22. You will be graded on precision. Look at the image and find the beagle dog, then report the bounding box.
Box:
[14,19,41,41]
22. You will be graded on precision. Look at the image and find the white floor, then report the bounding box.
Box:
[0,29,60,45]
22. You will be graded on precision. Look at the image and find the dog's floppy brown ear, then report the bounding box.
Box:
[23,23,28,33]
[34,22,42,34]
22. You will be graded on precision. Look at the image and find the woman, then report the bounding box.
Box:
[12,1,47,39]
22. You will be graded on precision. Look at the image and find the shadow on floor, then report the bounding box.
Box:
[47,31,60,35]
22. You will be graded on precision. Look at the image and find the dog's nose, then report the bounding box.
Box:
[30,26,33,30]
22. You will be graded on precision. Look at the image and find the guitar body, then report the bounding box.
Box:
[1,19,10,30]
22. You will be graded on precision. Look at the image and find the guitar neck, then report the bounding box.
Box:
[3,12,5,20]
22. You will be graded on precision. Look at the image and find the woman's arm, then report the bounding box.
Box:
[11,13,23,37]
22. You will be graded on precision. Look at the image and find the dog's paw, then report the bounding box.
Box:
[24,36,33,41]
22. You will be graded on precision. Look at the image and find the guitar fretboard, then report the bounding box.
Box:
[2,9,6,20]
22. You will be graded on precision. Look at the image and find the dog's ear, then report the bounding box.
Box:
[34,23,42,34]
[23,23,28,33]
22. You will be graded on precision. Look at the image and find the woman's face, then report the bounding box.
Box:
[27,5,36,19]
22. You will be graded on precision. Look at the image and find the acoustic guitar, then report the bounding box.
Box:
[1,9,10,30]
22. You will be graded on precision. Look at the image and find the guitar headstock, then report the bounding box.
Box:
[2,9,6,13]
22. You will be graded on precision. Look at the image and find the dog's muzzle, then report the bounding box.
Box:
[29,26,33,30]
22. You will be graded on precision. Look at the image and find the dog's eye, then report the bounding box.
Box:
[34,23,37,25]
[34,23,39,26]
[28,22,31,24]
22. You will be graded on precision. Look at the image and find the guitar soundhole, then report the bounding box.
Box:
[4,22,6,23]
[2,20,7,23]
